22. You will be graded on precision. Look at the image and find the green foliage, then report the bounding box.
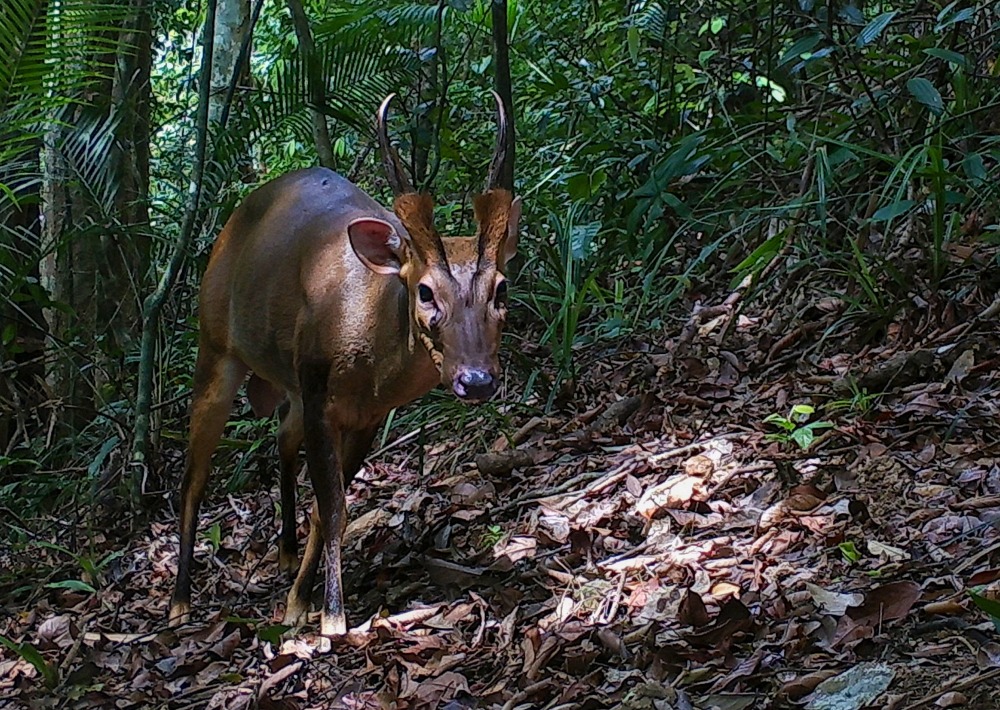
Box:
[970,587,1000,632]
[5,0,1000,524]
[203,521,222,553]
[0,0,127,171]
[33,541,125,593]
[839,541,861,564]
[479,524,505,549]
[0,634,58,688]
[763,404,833,451]
[827,384,884,416]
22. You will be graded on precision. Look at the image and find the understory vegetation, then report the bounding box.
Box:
[2,0,1000,706]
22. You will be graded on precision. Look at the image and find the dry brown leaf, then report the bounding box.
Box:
[683,454,715,477]
[684,598,752,649]
[636,474,702,518]
[678,589,711,627]
[785,484,827,511]
[36,615,75,650]
[778,669,840,701]
[832,580,921,647]
[935,691,969,707]
[805,583,863,616]
[492,535,537,565]
[977,642,1000,669]
[922,599,966,616]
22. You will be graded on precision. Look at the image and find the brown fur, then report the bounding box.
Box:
[169,167,519,644]
[473,188,514,268]
[393,193,446,265]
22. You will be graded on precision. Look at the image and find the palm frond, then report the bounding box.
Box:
[632,0,677,39]
[58,107,121,214]
[0,0,130,191]
[315,1,445,41]
[251,34,418,149]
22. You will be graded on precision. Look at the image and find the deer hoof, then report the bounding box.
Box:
[168,601,191,626]
[321,610,347,638]
[282,598,309,627]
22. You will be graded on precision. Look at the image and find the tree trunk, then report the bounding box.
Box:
[0,147,47,455]
[412,2,447,190]
[209,0,250,126]
[132,0,219,495]
[491,0,515,191]
[285,0,335,169]
[105,0,153,386]
[39,110,93,432]
[38,0,153,433]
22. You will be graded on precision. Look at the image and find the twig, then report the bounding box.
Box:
[488,465,620,516]
[257,660,303,701]
[491,433,748,515]
[901,666,1000,709]
[501,679,554,710]
[369,418,444,458]
[931,292,1000,344]
[594,571,627,624]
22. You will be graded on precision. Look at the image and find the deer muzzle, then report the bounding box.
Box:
[452,367,497,402]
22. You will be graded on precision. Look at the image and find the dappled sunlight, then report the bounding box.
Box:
[5,0,1000,706]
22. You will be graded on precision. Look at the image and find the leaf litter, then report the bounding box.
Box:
[3,287,1000,708]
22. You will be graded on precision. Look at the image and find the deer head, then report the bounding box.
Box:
[348,92,521,402]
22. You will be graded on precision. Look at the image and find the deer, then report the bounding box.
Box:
[169,93,521,643]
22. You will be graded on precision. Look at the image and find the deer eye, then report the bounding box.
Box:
[418,284,435,305]
[494,280,508,307]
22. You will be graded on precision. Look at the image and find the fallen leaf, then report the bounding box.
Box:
[805,662,894,710]
[36,615,75,650]
[779,670,839,701]
[935,691,969,707]
[492,535,537,566]
[832,581,921,647]
[805,583,863,616]
[636,474,702,518]
[678,589,711,627]
[977,642,1000,669]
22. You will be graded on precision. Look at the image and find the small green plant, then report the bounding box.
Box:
[838,541,861,564]
[34,542,125,594]
[0,635,58,688]
[826,383,884,416]
[763,404,833,450]
[522,202,608,392]
[480,524,505,549]
[969,587,1000,633]
[203,521,223,553]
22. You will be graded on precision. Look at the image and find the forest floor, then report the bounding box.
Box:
[3,280,1000,710]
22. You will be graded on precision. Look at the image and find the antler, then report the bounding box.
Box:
[475,92,515,268]
[377,94,414,196]
[376,94,446,265]
[483,90,510,193]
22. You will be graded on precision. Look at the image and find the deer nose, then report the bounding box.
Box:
[453,369,495,402]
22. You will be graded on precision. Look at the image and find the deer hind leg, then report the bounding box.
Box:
[169,346,247,624]
[277,396,304,575]
[282,423,379,628]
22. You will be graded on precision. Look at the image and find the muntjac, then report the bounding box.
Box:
[169,93,521,642]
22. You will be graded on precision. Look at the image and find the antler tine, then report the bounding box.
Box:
[484,90,509,192]
[377,93,414,196]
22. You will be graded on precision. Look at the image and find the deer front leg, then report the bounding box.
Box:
[292,361,349,641]
[282,424,378,627]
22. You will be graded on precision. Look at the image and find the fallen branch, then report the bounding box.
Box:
[476,448,535,476]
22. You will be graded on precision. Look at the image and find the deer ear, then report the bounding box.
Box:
[501,196,522,267]
[348,218,404,275]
